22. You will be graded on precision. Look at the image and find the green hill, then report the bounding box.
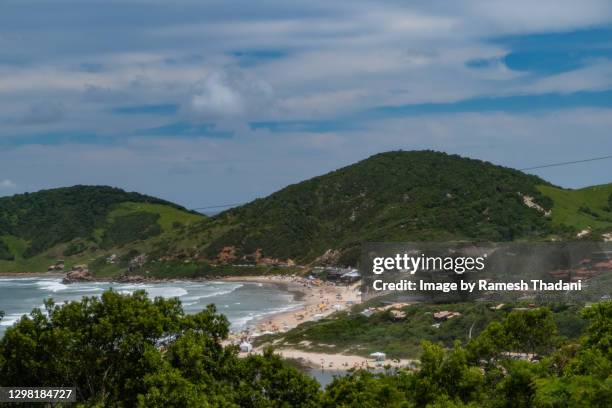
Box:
[0,186,205,273]
[1,151,611,274]
[201,151,558,264]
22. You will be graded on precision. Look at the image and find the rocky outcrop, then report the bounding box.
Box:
[62,265,92,283]
[577,227,592,238]
[314,249,342,266]
[217,246,237,264]
[521,194,552,217]
[115,274,147,283]
[47,260,65,272]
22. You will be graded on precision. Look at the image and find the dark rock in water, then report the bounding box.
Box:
[115,274,147,283]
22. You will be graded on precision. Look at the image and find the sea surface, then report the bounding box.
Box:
[0,276,302,336]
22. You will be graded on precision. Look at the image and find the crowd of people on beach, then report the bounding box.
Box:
[223,275,415,371]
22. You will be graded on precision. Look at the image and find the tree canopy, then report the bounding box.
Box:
[0,185,187,258]
[0,295,610,407]
[0,290,321,407]
[322,304,611,407]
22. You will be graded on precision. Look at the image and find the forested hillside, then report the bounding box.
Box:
[0,186,191,257]
[1,151,611,274]
[0,186,205,272]
[202,151,557,264]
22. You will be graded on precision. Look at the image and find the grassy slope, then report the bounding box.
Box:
[89,202,207,277]
[258,302,586,359]
[0,235,50,272]
[108,202,203,231]
[0,201,206,273]
[538,183,612,231]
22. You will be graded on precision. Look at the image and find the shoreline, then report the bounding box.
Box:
[0,272,66,278]
[221,275,361,341]
[1,273,384,369]
[0,271,229,283]
[218,277,414,370]
[0,273,363,343]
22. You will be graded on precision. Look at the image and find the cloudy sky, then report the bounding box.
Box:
[1,1,612,209]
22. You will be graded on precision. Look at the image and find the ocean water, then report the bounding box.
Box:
[0,277,302,336]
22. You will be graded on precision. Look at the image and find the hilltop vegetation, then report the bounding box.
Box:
[204,151,557,264]
[0,151,611,274]
[0,187,205,273]
[0,185,190,256]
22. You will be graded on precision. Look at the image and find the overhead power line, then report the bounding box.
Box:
[192,203,245,211]
[191,153,612,211]
[519,154,612,171]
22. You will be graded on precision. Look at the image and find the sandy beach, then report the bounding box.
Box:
[219,276,418,370]
[221,275,361,338]
[270,348,416,370]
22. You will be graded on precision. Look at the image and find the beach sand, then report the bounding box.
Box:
[220,276,415,370]
[222,275,361,338]
[270,348,416,370]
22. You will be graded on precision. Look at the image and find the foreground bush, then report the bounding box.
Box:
[0,290,320,407]
[0,293,610,407]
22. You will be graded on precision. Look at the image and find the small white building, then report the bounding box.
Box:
[240,341,253,353]
[360,308,375,317]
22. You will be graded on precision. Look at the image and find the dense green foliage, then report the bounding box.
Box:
[101,212,162,248]
[205,151,555,264]
[1,151,611,273]
[264,302,586,358]
[0,292,609,406]
[320,303,612,407]
[0,239,14,260]
[0,186,187,258]
[0,290,320,407]
[63,240,88,256]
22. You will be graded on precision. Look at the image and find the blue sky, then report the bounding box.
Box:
[1,1,612,208]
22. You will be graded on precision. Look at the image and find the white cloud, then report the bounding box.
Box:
[187,72,245,119]
[518,61,612,95]
[2,108,612,207]
[467,0,612,34]
[185,71,274,122]
[0,1,611,204]
[0,0,610,126]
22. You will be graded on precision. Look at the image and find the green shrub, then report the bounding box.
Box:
[63,241,88,256]
[101,212,162,247]
[0,240,14,261]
